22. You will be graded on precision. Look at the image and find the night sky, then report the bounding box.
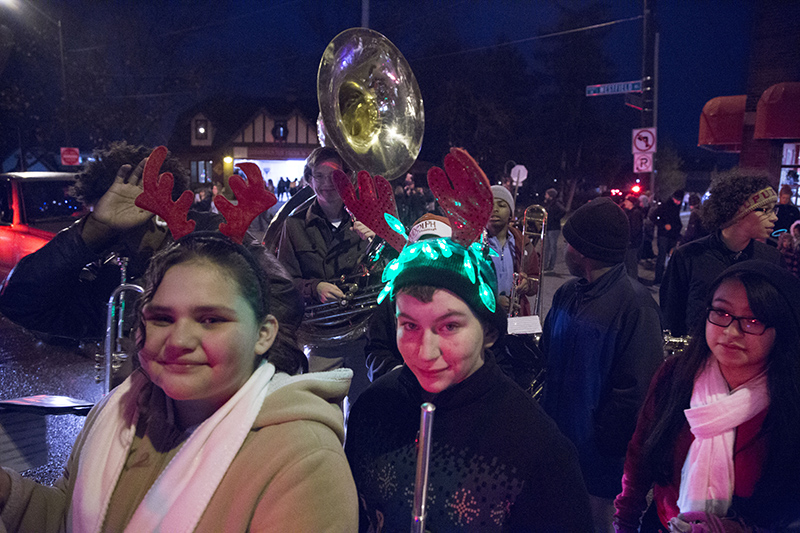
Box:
[1,0,754,170]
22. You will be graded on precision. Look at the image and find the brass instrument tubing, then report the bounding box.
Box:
[411,402,435,533]
[104,283,143,394]
[508,272,519,318]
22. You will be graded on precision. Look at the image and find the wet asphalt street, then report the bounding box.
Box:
[0,315,104,485]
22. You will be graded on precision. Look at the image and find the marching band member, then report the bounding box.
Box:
[0,172,358,531]
[486,185,539,316]
[276,146,375,410]
[0,142,217,341]
[364,213,452,382]
[539,197,663,532]
[346,148,592,532]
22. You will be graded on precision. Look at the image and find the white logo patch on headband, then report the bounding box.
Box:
[408,219,452,243]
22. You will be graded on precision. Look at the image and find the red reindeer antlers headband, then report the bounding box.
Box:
[332,147,492,249]
[134,146,277,243]
[427,148,493,246]
[331,170,406,252]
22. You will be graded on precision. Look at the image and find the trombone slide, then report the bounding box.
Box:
[102,283,143,393]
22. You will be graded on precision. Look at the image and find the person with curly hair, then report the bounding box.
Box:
[0,142,217,344]
[660,173,780,337]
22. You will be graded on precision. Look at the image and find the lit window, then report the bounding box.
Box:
[272,121,288,141]
[195,119,208,140]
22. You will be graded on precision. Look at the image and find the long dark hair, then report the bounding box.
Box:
[137,233,305,375]
[641,262,800,521]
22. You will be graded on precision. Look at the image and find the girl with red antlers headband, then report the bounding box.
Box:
[0,189,360,531]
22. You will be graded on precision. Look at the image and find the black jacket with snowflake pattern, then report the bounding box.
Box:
[345,357,592,532]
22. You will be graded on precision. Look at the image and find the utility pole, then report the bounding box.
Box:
[361,0,369,28]
[17,0,70,145]
[641,0,657,195]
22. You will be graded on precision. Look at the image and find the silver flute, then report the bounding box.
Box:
[411,402,435,533]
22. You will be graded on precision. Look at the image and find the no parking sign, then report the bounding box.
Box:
[634,153,653,173]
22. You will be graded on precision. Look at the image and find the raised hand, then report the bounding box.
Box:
[92,157,155,232]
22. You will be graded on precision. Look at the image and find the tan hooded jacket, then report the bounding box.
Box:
[1,370,358,532]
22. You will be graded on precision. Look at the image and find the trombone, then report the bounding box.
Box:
[509,204,547,318]
[95,256,143,394]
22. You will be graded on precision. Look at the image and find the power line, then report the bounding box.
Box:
[64,0,303,53]
[162,0,302,37]
[379,0,472,31]
[106,91,194,100]
[409,15,644,62]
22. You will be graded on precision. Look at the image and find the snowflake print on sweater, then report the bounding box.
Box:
[357,441,524,531]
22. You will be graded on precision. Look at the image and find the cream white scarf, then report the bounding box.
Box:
[70,361,278,533]
[676,358,769,515]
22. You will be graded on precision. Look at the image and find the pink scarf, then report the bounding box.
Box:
[676,358,769,515]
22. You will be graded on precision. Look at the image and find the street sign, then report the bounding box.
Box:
[625,93,644,110]
[634,152,653,173]
[60,147,80,166]
[632,128,657,153]
[585,80,642,97]
[510,165,528,186]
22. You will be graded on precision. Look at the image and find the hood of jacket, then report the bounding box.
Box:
[253,368,352,444]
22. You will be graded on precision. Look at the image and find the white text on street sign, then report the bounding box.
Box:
[60,147,80,166]
[585,80,642,97]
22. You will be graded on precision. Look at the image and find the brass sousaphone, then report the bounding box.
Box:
[300,28,424,347]
[317,28,424,181]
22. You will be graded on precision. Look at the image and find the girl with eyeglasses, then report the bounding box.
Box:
[614,260,800,531]
[0,233,358,532]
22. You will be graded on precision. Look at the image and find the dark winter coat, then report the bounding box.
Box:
[660,231,781,337]
[539,263,664,498]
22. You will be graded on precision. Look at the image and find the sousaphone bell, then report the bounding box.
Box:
[317,28,424,181]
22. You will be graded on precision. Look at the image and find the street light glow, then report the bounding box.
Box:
[0,0,21,12]
[4,0,69,143]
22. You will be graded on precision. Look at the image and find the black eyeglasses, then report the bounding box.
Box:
[753,206,778,216]
[706,308,768,335]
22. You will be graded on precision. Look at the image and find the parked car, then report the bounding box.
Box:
[0,172,83,280]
